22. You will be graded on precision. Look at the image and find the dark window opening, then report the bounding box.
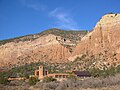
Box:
[36,71,39,76]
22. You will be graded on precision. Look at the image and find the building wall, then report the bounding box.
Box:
[38,65,44,79]
[34,65,91,80]
[34,66,70,80]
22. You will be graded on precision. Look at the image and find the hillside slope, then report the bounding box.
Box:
[71,13,120,69]
[0,29,87,68]
[0,28,87,46]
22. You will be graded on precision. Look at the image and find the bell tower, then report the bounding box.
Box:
[38,65,44,79]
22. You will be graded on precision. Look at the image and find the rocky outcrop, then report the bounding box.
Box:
[0,34,73,68]
[72,14,120,69]
[0,28,88,68]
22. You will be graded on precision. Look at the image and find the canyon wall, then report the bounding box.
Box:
[0,14,120,69]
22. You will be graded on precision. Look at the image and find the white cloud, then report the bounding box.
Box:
[19,0,46,11]
[49,8,80,30]
[19,0,79,30]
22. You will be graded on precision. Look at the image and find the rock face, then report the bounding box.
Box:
[0,14,120,69]
[72,14,120,68]
[0,30,87,68]
[0,34,69,67]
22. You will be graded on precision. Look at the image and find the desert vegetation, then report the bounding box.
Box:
[0,73,120,90]
[1,54,120,81]
[0,53,120,89]
[0,28,87,46]
[0,59,120,90]
[43,76,57,83]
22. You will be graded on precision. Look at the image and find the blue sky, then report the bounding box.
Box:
[0,0,120,40]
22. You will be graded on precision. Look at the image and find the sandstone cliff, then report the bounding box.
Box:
[0,29,87,68]
[71,14,120,69]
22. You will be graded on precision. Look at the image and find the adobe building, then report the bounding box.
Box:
[34,65,69,81]
[35,65,48,79]
[72,71,91,77]
[34,65,91,80]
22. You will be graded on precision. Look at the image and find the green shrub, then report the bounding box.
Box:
[90,65,120,78]
[43,76,56,83]
[29,77,39,85]
[67,74,77,81]
[90,68,101,77]
[0,72,10,85]
[0,77,9,85]
[24,74,29,79]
